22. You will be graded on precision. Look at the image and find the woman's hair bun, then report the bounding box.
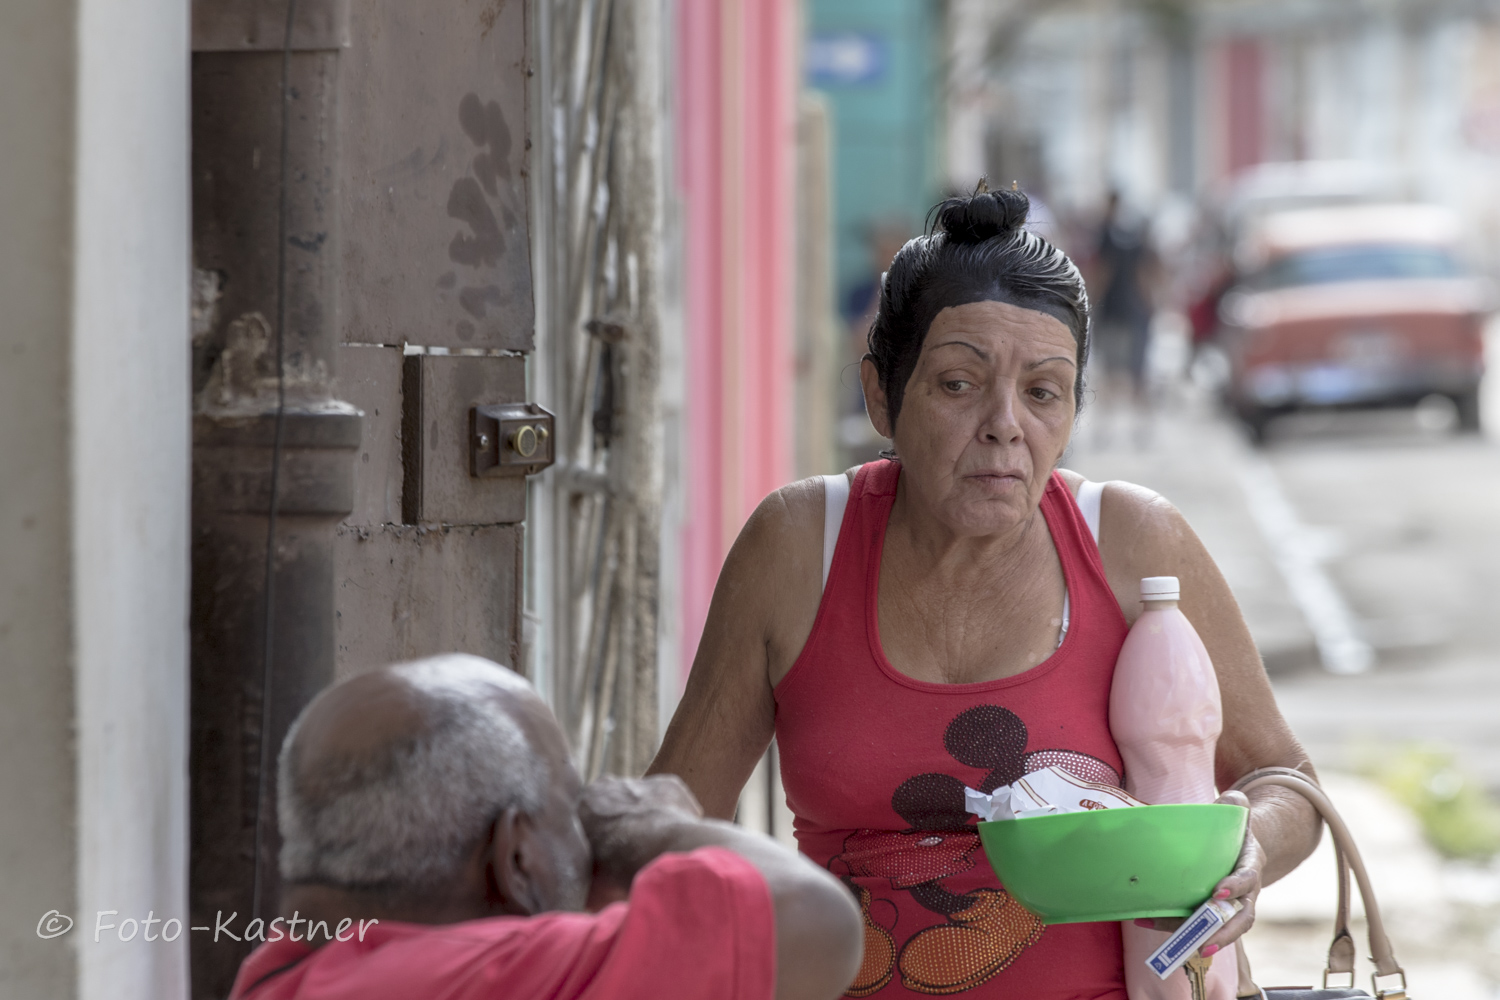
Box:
[931,183,1030,245]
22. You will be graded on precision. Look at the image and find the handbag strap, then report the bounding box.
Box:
[1229,767,1407,998]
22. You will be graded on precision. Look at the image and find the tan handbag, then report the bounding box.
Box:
[1230,767,1410,1000]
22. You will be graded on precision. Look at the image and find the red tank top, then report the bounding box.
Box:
[775,460,1130,999]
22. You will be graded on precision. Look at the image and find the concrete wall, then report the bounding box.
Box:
[0,0,191,996]
[0,0,81,993]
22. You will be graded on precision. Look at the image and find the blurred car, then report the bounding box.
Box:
[1216,203,1492,441]
[1186,161,1405,354]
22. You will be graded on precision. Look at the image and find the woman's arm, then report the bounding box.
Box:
[646,478,826,819]
[1091,479,1322,943]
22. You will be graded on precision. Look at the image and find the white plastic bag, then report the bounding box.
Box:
[964,765,1146,822]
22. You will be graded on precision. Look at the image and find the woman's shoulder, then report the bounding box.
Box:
[743,468,859,537]
[720,474,846,679]
[744,474,826,537]
[725,474,841,591]
[1057,471,1213,627]
[1055,469,1191,547]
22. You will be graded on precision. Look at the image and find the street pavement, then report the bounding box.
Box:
[1065,325,1500,998]
[1067,342,1500,790]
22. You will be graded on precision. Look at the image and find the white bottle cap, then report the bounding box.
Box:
[1140,576,1180,602]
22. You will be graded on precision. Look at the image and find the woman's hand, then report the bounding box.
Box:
[1131,790,1262,957]
[1199,790,1262,955]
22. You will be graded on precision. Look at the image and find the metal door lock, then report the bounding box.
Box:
[470,403,555,477]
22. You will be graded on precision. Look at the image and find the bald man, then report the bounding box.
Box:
[228,654,861,1000]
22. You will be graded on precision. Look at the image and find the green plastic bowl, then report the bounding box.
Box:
[977,803,1247,924]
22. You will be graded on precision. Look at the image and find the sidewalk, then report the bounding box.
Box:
[1243,772,1500,999]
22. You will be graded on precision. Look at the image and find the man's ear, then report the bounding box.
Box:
[859,357,894,439]
[482,807,543,916]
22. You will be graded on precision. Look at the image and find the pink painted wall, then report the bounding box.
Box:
[677,0,799,684]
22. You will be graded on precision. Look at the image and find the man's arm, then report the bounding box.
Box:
[581,777,862,1000]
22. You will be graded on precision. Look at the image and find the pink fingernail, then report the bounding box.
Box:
[1201,944,1220,958]
[1214,888,1231,899]
[1133,919,1154,928]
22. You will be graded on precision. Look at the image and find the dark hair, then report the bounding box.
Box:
[865,185,1090,426]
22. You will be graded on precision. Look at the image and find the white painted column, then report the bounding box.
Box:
[0,0,190,996]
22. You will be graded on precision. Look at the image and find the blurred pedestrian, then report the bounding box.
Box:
[228,654,861,1000]
[1089,191,1159,445]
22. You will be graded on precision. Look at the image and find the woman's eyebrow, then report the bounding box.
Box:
[928,339,989,359]
[1026,356,1077,370]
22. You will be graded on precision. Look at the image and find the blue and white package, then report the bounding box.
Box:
[1145,898,1241,979]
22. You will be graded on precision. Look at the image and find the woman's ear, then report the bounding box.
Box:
[483,807,543,916]
[860,357,894,439]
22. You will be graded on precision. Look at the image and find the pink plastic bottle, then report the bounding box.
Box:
[1109,576,1237,1000]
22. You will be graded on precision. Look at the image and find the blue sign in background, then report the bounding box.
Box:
[805,33,890,87]
[803,0,945,300]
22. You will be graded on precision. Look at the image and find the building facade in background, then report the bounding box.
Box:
[948,0,1500,272]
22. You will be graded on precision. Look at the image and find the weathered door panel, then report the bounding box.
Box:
[329,0,534,682]
[338,0,532,351]
[334,523,522,673]
[333,347,529,678]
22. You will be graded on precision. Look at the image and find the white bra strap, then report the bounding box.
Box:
[1077,479,1104,544]
[1057,479,1102,649]
[822,473,851,593]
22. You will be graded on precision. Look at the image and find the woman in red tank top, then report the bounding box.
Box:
[650,187,1321,1000]
[775,459,1132,997]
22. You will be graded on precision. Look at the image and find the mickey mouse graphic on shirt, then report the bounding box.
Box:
[830,705,1122,996]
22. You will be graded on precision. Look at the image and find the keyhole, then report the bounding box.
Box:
[510,425,538,457]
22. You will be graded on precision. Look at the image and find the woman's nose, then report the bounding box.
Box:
[978,387,1024,444]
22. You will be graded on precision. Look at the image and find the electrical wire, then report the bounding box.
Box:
[251,0,298,923]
